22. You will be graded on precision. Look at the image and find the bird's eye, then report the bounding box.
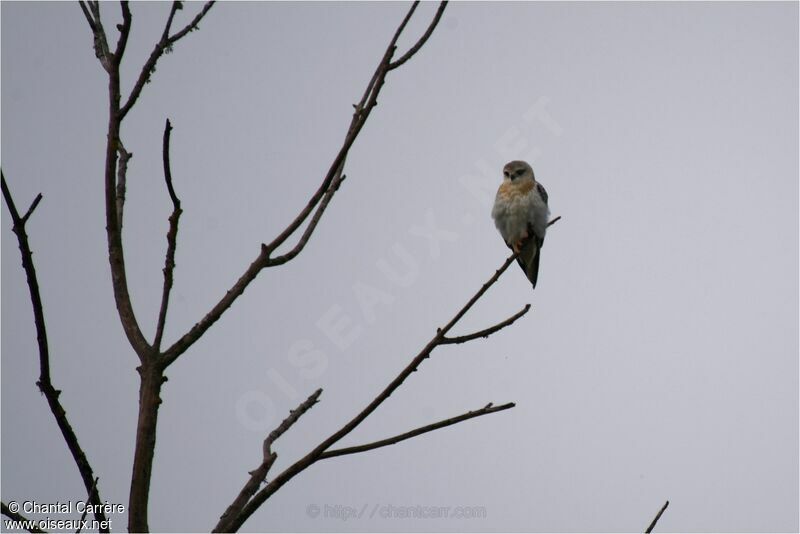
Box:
[503,171,509,178]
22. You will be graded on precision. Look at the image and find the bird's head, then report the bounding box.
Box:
[502,160,535,183]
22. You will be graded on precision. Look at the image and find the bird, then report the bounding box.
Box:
[491,160,550,289]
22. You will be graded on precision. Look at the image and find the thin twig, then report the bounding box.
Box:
[440,304,530,345]
[168,0,215,43]
[161,119,180,210]
[388,1,448,71]
[260,49,387,259]
[85,1,111,70]
[215,389,322,532]
[1,172,109,532]
[87,1,100,21]
[78,1,97,32]
[75,477,99,534]
[153,119,181,350]
[162,1,182,42]
[118,1,215,119]
[320,402,515,459]
[266,169,346,266]
[437,254,519,337]
[1,502,45,533]
[645,500,669,533]
[113,1,132,64]
[21,194,42,224]
[385,1,420,59]
[263,2,447,258]
[264,389,323,450]
[259,142,349,257]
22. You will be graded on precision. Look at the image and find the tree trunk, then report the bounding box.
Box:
[128,362,164,532]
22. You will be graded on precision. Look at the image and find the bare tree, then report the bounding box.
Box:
[1,2,566,532]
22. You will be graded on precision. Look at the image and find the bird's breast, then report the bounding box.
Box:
[492,181,548,244]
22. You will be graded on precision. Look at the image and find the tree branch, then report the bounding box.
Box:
[215,389,322,532]
[161,249,268,368]
[78,1,97,32]
[83,1,153,359]
[162,1,181,42]
[262,389,323,457]
[81,1,111,71]
[320,402,515,459]
[645,500,669,533]
[81,5,164,527]
[75,477,99,534]
[113,1,132,64]
[262,2,448,259]
[439,304,530,345]
[224,217,540,531]
[87,1,100,22]
[258,52,385,259]
[265,169,346,266]
[115,141,131,228]
[161,119,180,209]
[167,0,215,44]
[118,1,215,119]
[1,502,45,534]
[385,1,420,57]
[153,119,181,351]
[388,1,448,71]
[1,172,109,532]
[162,2,447,368]
[94,2,151,360]
[21,194,42,224]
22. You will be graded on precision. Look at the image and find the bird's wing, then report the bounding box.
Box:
[529,181,549,245]
[516,183,549,289]
[536,182,548,205]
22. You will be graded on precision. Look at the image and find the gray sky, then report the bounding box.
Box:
[2,1,798,533]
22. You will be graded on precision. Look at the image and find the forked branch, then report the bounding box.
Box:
[266,168,346,267]
[161,1,449,368]
[118,1,215,119]
[388,1,448,70]
[1,172,109,531]
[216,389,322,530]
[217,216,560,532]
[78,1,111,70]
[440,304,531,344]
[320,402,515,459]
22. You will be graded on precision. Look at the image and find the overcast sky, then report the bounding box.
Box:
[2,2,798,533]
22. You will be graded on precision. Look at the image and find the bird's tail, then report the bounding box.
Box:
[516,238,541,289]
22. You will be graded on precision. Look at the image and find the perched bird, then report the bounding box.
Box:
[491,160,550,289]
